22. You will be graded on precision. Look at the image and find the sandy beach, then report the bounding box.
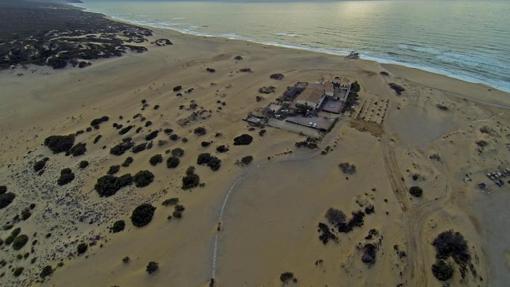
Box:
[1,24,510,287]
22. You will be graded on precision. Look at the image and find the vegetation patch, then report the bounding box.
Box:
[172,204,185,219]
[317,222,337,244]
[193,127,207,136]
[79,160,89,169]
[0,192,15,209]
[270,73,284,80]
[40,265,53,279]
[133,170,154,187]
[171,148,185,157]
[90,116,109,128]
[132,142,147,153]
[182,166,200,190]
[167,156,180,169]
[318,208,369,244]
[33,157,49,173]
[95,174,133,197]
[77,242,88,255]
[295,137,318,149]
[432,230,472,279]
[432,259,454,281]
[131,203,156,227]
[122,156,134,167]
[338,162,356,175]
[12,234,29,250]
[239,155,253,166]
[258,86,276,94]
[5,227,21,245]
[57,168,75,186]
[146,261,159,274]
[110,220,125,233]
[107,165,120,175]
[233,134,253,145]
[145,130,159,141]
[361,243,377,265]
[280,272,297,284]
[110,139,134,156]
[67,142,87,156]
[409,186,423,198]
[149,154,163,166]
[119,125,134,135]
[44,134,75,154]
[216,145,229,153]
[162,198,179,206]
[197,153,222,171]
[13,267,23,277]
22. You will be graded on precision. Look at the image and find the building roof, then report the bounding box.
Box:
[297,83,324,105]
[324,81,334,95]
[267,103,282,113]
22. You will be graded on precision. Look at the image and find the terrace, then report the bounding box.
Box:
[245,78,357,137]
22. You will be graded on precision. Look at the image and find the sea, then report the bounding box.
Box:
[77,0,510,92]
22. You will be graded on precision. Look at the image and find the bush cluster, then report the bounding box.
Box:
[44,134,75,154]
[182,167,200,190]
[233,134,253,145]
[95,174,133,197]
[131,203,156,227]
[197,153,222,171]
[57,168,75,186]
[133,170,154,188]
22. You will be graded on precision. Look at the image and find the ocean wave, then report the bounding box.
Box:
[398,44,442,55]
[274,32,300,38]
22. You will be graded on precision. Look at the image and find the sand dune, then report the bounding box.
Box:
[1,27,509,287]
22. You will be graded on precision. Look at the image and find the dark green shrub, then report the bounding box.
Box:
[233,134,253,145]
[193,127,207,136]
[95,174,133,197]
[33,157,49,172]
[57,168,75,186]
[133,170,154,187]
[182,168,200,190]
[409,186,423,197]
[171,148,184,157]
[13,267,23,277]
[121,157,133,167]
[166,156,180,168]
[79,160,89,169]
[40,265,53,279]
[0,192,15,209]
[77,243,88,255]
[12,234,29,250]
[280,272,296,283]
[67,142,87,156]
[240,156,253,165]
[162,198,179,206]
[44,134,75,154]
[131,204,156,227]
[110,220,125,233]
[431,259,454,281]
[21,208,31,220]
[107,165,120,175]
[146,261,159,274]
[149,154,163,166]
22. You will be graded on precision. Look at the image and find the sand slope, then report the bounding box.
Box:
[1,28,510,287]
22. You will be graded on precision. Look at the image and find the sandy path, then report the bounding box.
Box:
[209,149,322,284]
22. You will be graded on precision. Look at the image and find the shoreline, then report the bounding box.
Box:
[73,2,510,94]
